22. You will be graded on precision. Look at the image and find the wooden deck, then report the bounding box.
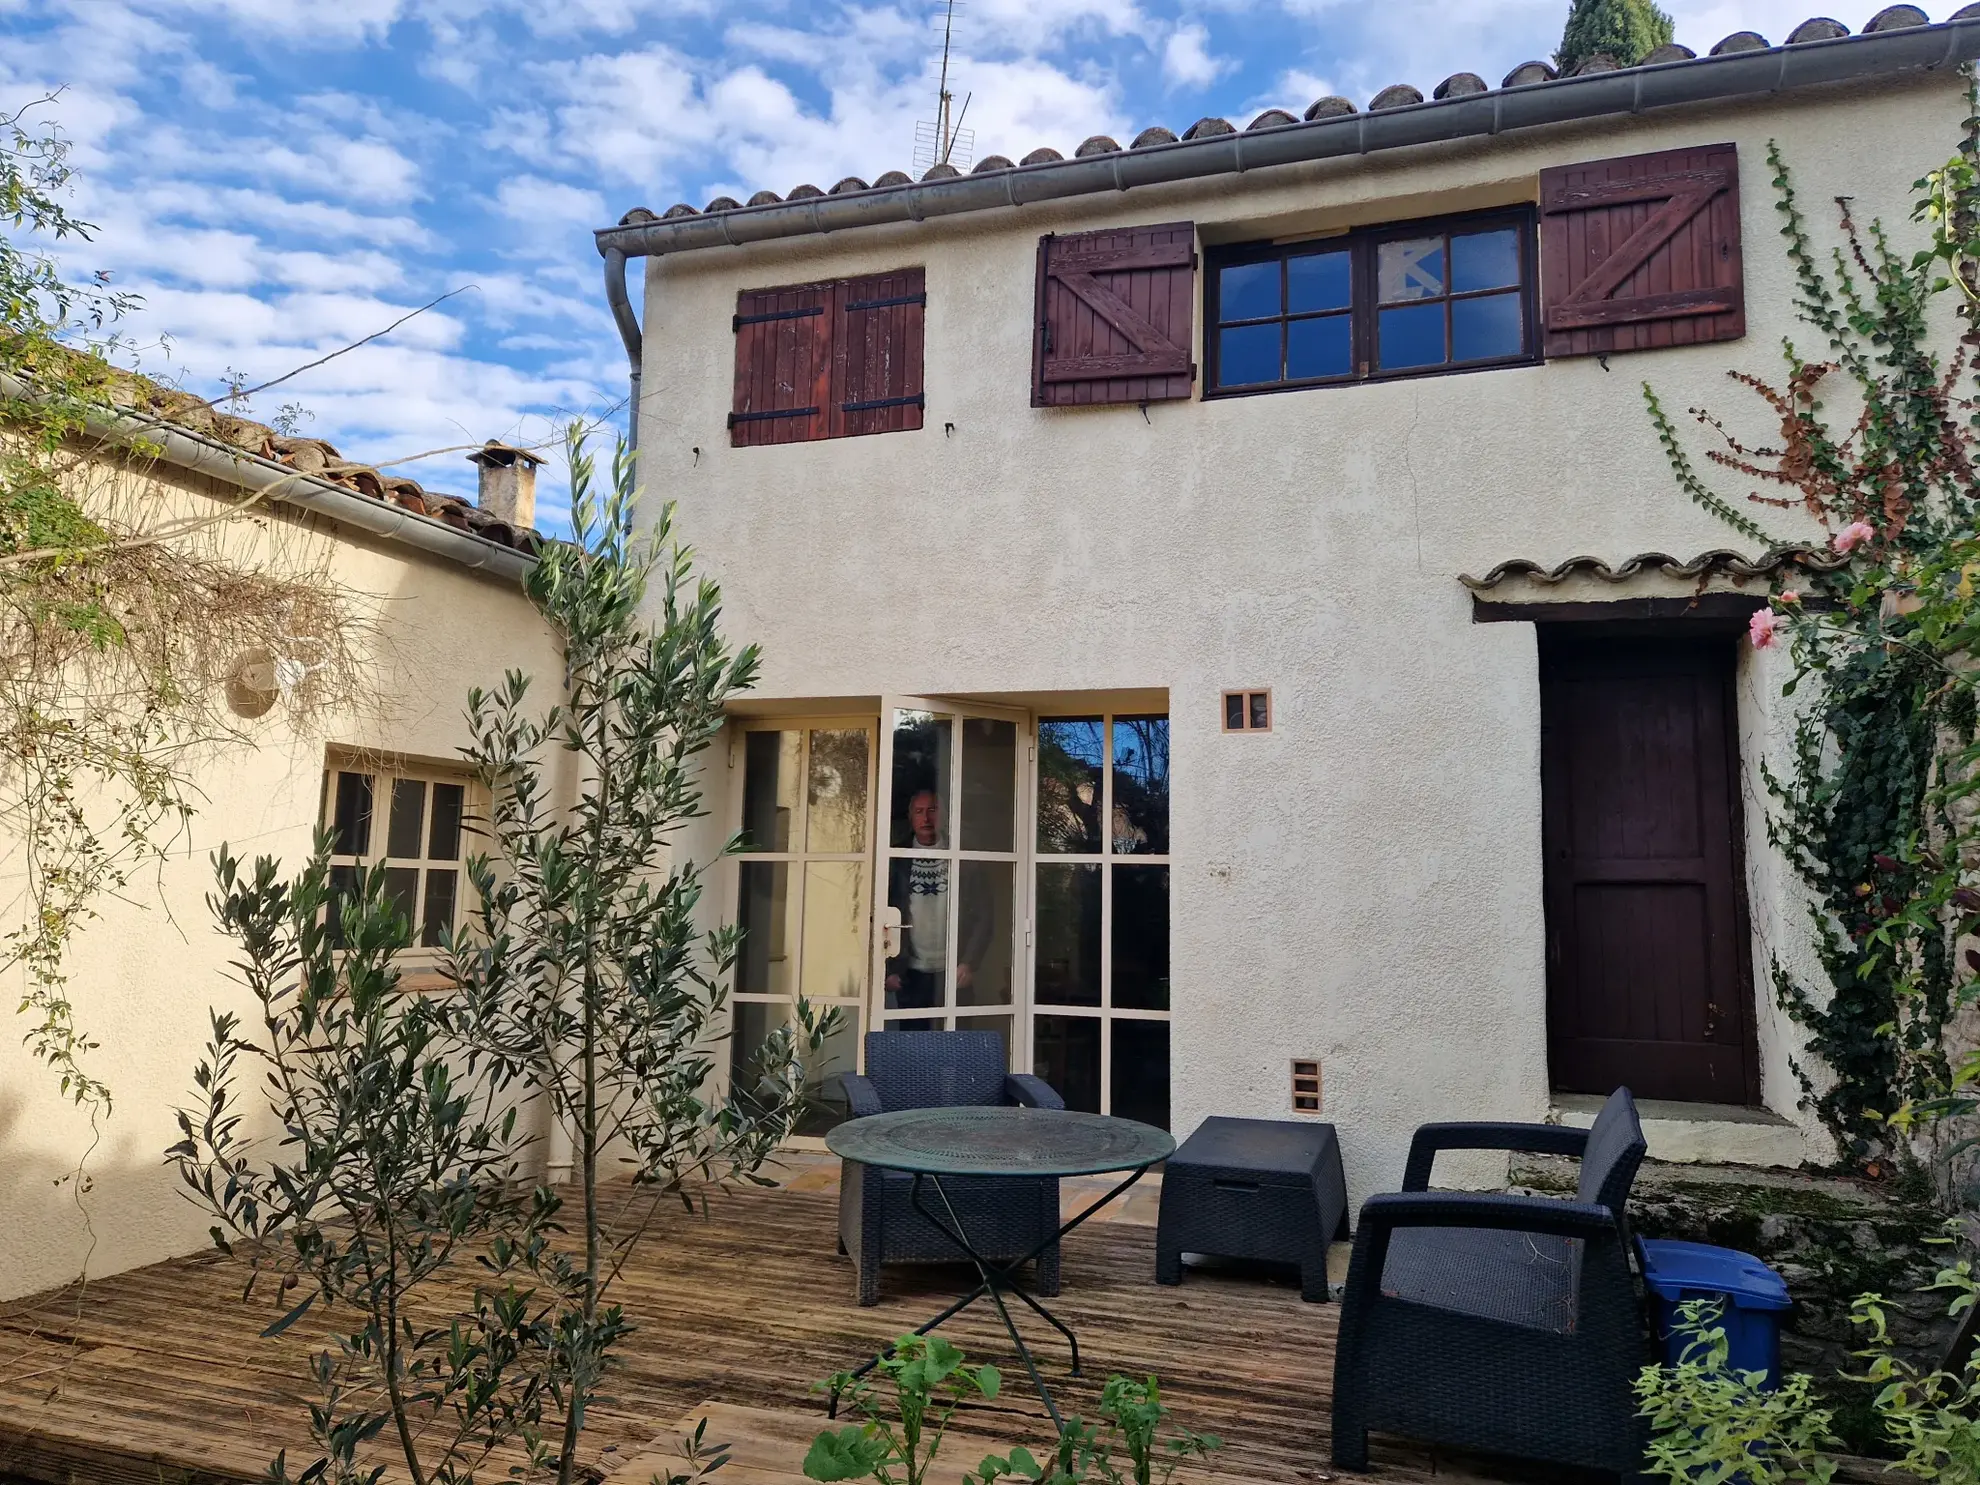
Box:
[0,1178,1572,1485]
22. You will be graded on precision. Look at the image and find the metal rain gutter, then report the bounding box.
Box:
[592,19,1980,425]
[17,374,539,583]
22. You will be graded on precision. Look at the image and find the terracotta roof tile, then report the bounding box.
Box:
[1459,546,1847,591]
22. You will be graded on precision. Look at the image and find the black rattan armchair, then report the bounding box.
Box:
[1332,1088,1651,1479]
[837,1031,1065,1307]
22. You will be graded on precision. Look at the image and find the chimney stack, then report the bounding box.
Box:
[468,440,543,531]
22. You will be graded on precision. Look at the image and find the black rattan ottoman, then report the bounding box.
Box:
[1155,1117,1348,1303]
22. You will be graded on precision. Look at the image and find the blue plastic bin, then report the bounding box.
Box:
[1640,1239,1792,1388]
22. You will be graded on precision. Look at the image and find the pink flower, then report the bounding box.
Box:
[1834,521,1877,554]
[1749,608,1783,649]
[1778,590,1802,604]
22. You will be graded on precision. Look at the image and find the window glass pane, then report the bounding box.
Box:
[387,778,426,860]
[1111,716,1168,855]
[1216,323,1281,387]
[327,863,359,947]
[737,861,797,997]
[887,856,949,1009]
[1287,249,1351,312]
[1378,237,1445,303]
[1286,315,1351,381]
[741,731,799,852]
[801,861,870,1001]
[890,710,952,848]
[421,868,457,948]
[805,728,869,853]
[1451,228,1521,292]
[1452,291,1524,363]
[330,771,373,857]
[959,717,1017,853]
[428,783,464,861]
[1034,862,1101,1006]
[1249,692,1270,729]
[1111,1020,1171,1129]
[1217,259,1280,321]
[1034,1014,1101,1114]
[383,866,420,933]
[957,860,1015,1006]
[1112,865,1170,1010]
[1037,718,1103,853]
[1224,692,1245,730]
[1379,302,1446,370]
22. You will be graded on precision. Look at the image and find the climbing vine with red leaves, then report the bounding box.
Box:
[1645,86,1980,1181]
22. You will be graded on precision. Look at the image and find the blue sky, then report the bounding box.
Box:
[1,0,1902,533]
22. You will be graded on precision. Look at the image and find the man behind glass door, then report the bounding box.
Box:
[886,786,988,1010]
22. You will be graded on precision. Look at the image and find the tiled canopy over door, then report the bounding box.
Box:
[1541,634,1758,1105]
[1538,142,1743,358]
[1033,222,1196,406]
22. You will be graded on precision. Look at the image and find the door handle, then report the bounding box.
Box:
[882,905,903,959]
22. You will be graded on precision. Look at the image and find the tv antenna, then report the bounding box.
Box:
[913,0,973,174]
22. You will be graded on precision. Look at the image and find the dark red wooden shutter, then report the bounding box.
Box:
[730,281,831,447]
[1539,143,1743,358]
[831,268,925,439]
[1033,222,1196,407]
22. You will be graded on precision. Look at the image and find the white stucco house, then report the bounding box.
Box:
[592,6,1980,1203]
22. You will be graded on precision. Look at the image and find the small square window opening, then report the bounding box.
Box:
[1223,690,1271,733]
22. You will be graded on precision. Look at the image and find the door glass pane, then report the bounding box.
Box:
[956,1014,1012,1068]
[428,783,464,861]
[887,856,949,1010]
[1378,236,1445,301]
[1452,291,1523,363]
[1218,259,1280,321]
[957,860,1014,1006]
[383,866,420,931]
[1034,862,1101,1006]
[1451,228,1520,292]
[331,771,373,856]
[732,1002,862,1135]
[1111,716,1169,855]
[1286,315,1351,380]
[1034,1014,1101,1114]
[741,731,800,851]
[1287,249,1351,312]
[1037,718,1103,854]
[1112,1020,1171,1129]
[801,861,870,1002]
[1379,302,1445,370]
[805,728,869,853]
[421,868,457,947]
[959,718,1017,852]
[1217,323,1280,387]
[890,710,952,848]
[387,779,426,859]
[1112,865,1170,1010]
[737,861,797,997]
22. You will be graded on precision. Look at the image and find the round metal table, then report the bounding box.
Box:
[826,1106,1175,1430]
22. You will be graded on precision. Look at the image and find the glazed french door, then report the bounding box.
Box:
[869,697,1029,1066]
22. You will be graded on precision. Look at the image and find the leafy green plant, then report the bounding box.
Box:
[808,1340,1219,1485]
[1636,1299,1840,1485]
[806,1336,1003,1485]
[175,427,834,1485]
[1853,1236,1980,1481]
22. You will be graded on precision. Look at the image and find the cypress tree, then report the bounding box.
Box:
[1554,0,1676,73]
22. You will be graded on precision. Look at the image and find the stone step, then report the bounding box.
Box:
[1552,1092,1810,1168]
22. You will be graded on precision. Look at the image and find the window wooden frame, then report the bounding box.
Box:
[321,759,478,967]
[1204,207,1542,397]
[1223,689,1272,732]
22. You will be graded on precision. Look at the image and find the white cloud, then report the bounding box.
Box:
[1162,23,1230,89]
[494,174,609,228]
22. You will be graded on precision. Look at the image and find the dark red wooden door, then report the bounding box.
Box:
[1541,634,1758,1105]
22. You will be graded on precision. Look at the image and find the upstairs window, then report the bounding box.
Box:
[729,268,925,447]
[1205,209,1538,395]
